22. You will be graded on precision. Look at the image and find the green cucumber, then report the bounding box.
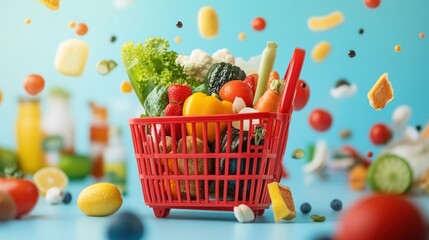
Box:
[367,154,413,194]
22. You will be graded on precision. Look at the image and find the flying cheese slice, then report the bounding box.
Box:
[367,73,394,110]
[267,182,296,223]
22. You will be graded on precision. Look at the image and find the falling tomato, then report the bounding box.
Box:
[364,0,381,8]
[369,123,392,145]
[309,108,332,132]
[293,79,310,111]
[252,17,266,31]
[335,194,427,240]
[23,74,45,96]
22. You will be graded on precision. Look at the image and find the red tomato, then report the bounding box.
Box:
[219,80,253,107]
[293,79,310,111]
[23,74,45,96]
[335,194,427,240]
[365,0,381,8]
[308,108,332,132]
[0,178,39,218]
[252,17,266,31]
[369,123,392,145]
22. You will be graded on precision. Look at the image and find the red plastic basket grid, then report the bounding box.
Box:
[128,48,305,218]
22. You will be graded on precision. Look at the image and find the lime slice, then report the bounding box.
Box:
[367,154,413,194]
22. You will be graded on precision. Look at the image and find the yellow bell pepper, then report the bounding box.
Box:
[183,92,233,142]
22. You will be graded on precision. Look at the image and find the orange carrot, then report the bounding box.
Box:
[267,70,280,90]
[253,79,284,112]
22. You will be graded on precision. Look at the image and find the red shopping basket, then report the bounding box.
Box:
[129,48,305,218]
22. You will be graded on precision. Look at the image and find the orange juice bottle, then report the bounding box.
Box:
[16,98,45,174]
[89,102,109,179]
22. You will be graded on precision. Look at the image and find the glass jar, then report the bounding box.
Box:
[16,98,45,174]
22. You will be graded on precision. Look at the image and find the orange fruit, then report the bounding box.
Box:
[33,167,69,196]
[75,23,88,36]
[348,164,367,191]
[164,179,180,200]
[219,80,253,107]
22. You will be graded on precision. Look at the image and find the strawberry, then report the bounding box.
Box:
[244,74,258,95]
[163,103,182,140]
[164,103,182,116]
[167,84,192,105]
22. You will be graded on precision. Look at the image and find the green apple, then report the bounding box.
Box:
[59,154,92,180]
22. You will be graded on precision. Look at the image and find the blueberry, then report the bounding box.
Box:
[62,192,72,204]
[330,199,342,211]
[176,21,183,28]
[300,202,312,214]
[107,211,144,240]
[348,50,356,58]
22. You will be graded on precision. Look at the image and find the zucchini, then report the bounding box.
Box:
[205,62,246,95]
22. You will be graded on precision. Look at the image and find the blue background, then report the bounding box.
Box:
[1,1,429,239]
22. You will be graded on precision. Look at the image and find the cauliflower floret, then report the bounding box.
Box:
[176,49,213,82]
[212,48,235,65]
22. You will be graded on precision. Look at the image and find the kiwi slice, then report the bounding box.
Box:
[367,154,413,194]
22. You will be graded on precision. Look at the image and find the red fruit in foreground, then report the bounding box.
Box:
[335,194,427,240]
[167,84,192,105]
[369,123,392,145]
[308,108,333,132]
[293,79,310,111]
[0,178,39,218]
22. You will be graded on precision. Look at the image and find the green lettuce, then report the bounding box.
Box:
[121,37,197,106]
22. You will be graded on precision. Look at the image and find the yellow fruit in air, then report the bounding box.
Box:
[77,182,122,217]
[39,0,60,10]
[33,167,69,196]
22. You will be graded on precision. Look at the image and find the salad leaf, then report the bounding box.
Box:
[121,37,197,106]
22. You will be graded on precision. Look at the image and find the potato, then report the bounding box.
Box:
[158,136,173,153]
[177,136,213,199]
[0,190,17,221]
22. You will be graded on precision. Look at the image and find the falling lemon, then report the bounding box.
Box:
[33,167,69,196]
[77,182,122,217]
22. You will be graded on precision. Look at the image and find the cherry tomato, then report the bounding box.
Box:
[75,23,88,36]
[365,0,381,8]
[252,17,266,31]
[0,178,39,218]
[23,74,45,95]
[308,108,333,132]
[293,79,310,111]
[335,194,427,240]
[369,123,391,145]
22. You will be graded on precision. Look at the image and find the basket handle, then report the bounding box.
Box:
[279,48,306,114]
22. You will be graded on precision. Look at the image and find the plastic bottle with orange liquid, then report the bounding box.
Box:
[89,102,109,179]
